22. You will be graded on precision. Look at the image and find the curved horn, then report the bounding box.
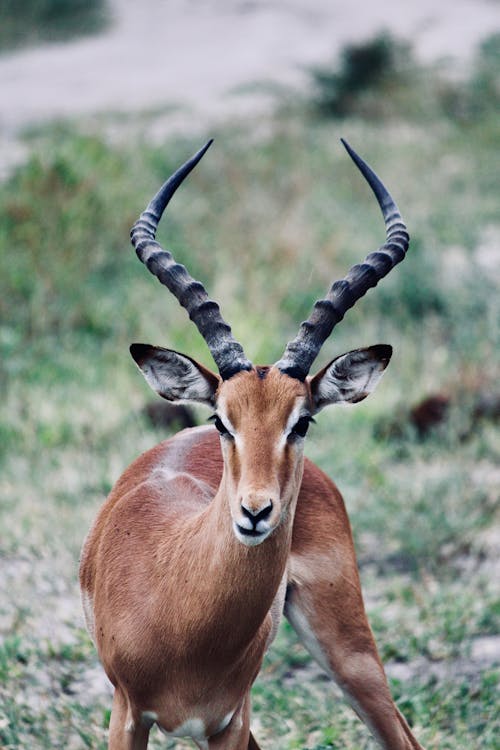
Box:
[275,139,410,381]
[130,140,252,380]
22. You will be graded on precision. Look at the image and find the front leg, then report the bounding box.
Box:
[288,473,424,749]
[208,695,258,750]
[108,688,150,750]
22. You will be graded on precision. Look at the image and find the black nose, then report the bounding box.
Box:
[240,501,273,528]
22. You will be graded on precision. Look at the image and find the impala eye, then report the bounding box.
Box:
[290,416,314,439]
[211,415,231,437]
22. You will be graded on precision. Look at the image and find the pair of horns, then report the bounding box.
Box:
[130,139,409,381]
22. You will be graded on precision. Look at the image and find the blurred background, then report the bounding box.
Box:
[0,1,499,748]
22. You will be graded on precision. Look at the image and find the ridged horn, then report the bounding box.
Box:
[130,140,253,380]
[275,139,410,381]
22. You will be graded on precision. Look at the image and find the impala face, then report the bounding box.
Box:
[131,344,393,548]
[215,367,312,546]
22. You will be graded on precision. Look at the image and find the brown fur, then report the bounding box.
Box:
[80,369,424,749]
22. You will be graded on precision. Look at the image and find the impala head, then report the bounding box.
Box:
[130,139,409,546]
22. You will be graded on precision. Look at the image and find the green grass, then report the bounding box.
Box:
[0,34,499,749]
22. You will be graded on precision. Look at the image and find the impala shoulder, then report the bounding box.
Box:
[113,425,215,485]
[292,458,352,559]
[302,457,340,488]
[297,459,344,514]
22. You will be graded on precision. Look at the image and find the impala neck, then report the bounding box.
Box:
[184,472,299,655]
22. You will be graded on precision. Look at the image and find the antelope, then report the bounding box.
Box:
[80,139,425,750]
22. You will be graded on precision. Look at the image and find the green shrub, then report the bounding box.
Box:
[309,31,500,127]
[310,32,417,118]
[0,133,134,342]
[0,0,109,52]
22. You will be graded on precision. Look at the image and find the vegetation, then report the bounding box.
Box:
[310,32,415,118]
[0,0,109,53]
[309,31,500,123]
[0,33,499,750]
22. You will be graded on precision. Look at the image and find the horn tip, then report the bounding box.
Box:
[340,136,351,152]
[340,137,360,164]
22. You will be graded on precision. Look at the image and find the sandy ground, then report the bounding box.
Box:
[1,0,499,175]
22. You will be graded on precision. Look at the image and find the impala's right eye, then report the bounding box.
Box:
[289,415,314,440]
[211,415,231,437]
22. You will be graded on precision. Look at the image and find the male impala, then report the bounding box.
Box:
[80,139,425,749]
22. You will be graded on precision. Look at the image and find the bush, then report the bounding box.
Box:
[0,0,109,52]
[310,31,500,126]
[310,32,416,118]
[0,132,132,342]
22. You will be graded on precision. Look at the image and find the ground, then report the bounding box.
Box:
[0,2,499,748]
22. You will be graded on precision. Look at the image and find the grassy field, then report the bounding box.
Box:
[0,34,499,749]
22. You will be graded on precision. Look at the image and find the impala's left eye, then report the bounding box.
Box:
[211,415,231,437]
[290,416,314,439]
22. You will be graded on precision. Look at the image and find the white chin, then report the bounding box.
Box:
[233,523,271,547]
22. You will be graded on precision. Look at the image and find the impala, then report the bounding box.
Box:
[80,139,424,750]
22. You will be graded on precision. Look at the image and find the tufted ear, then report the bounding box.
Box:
[130,344,220,407]
[309,345,392,413]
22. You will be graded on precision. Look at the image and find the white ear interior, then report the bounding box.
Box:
[130,345,219,406]
[311,345,392,411]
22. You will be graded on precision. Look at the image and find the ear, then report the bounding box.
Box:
[309,345,392,413]
[130,344,220,407]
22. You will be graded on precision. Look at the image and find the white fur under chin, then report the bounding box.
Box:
[233,523,272,547]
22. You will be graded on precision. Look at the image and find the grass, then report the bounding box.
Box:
[0,33,499,749]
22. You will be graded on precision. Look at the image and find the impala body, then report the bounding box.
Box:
[80,140,425,749]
